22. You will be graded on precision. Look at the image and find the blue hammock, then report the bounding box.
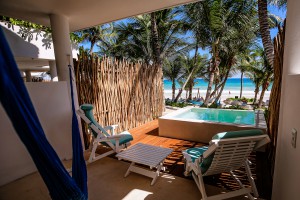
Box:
[0,27,87,200]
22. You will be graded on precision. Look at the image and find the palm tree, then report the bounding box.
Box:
[258,0,287,66]
[236,54,252,98]
[163,58,183,100]
[114,9,190,65]
[77,24,115,55]
[248,46,273,106]
[184,0,258,106]
[178,55,208,100]
[246,66,264,104]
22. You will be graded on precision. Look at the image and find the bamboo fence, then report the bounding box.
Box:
[267,21,286,176]
[74,52,164,146]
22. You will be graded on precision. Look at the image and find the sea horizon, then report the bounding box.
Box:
[163,77,271,101]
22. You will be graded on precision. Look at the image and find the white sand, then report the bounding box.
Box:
[164,89,270,102]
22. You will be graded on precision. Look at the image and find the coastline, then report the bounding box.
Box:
[163,89,270,102]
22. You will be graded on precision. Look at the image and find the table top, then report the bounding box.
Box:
[116,143,173,168]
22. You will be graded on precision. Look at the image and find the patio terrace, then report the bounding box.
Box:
[0,120,264,200]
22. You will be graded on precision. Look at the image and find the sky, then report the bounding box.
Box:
[80,4,287,78]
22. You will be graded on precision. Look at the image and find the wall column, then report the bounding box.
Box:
[49,14,83,146]
[25,71,31,82]
[49,14,73,81]
[49,60,58,82]
[272,1,300,200]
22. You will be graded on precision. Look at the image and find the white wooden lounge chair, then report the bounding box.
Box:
[183,129,270,200]
[77,104,133,163]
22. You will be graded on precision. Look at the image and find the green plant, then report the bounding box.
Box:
[165,101,188,108]
[224,105,245,110]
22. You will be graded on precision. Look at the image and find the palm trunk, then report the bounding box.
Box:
[172,80,176,100]
[204,39,220,105]
[89,42,95,55]
[215,66,231,102]
[258,73,271,108]
[254,85,259,104]
[174,44,199,102]
[240,71,244,98]
[151,12,161,65]
[188,80,193,100]
[151,12,165,111]
[210,82,223,98]
[258,0,274,67]
[204,60,216,105]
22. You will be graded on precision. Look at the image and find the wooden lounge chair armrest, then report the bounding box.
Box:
[182,151,192,162]
[203,143,218,158]
[76,109,92,124]
[104,124,119,135]
[98,134,122,142]
[254,135,271,150]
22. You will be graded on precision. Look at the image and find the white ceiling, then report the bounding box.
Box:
[0,0,199,31]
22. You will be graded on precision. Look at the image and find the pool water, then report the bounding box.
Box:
[174,108,255,125]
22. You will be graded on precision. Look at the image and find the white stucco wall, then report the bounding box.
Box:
[272,1,300,200]
[0,22,78,64]
[0,82,72,186]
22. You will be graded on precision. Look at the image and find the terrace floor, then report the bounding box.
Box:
[0,120,267,200]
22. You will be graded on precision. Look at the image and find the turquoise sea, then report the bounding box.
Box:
[164,78,272,92]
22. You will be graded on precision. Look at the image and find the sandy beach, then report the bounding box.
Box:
[164,89,270,102]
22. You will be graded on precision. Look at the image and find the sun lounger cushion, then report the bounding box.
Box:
[212,129,263,140]
[109,131,133,146]
[186,146,212,173]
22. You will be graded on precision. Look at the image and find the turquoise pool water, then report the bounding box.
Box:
[174,108,255,125]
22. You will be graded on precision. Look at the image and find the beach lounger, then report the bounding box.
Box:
[77,104,133,163]
[183,129,270,200]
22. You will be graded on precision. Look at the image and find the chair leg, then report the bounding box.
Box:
[198,174,208,200]
[230,171,254,199]
[245,159,259,197]
[192,165,207,200]
[88,141,99,162]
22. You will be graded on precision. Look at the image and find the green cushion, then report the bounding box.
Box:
[108,131,133,146]
[186,146,212,174]
[212,129,263,140]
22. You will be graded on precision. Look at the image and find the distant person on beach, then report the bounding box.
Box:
[229,91,231,95]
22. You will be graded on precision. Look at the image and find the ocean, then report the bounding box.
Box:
[163,78,272,100]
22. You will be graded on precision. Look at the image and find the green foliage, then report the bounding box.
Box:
[0,16,51,32]
[208,103,219,108]
[224,105,245,110]
[227,97,254,102]
[165,101,188,108]
[113,9,190,64]
[1,15,80,44]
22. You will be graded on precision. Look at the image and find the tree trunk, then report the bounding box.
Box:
[254,85,259,104]
[215,66,231,102]
[174,44,199,102]
[240,71,244,98]
[204,60,216,105]
[151,12,165,111]
[258,73,271,108]
[172,80,176,100]
[89,42,95,55]
[210,82,223,98]
[188,80,193,100]
[258,0,274,67]
[151,12,161,65]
